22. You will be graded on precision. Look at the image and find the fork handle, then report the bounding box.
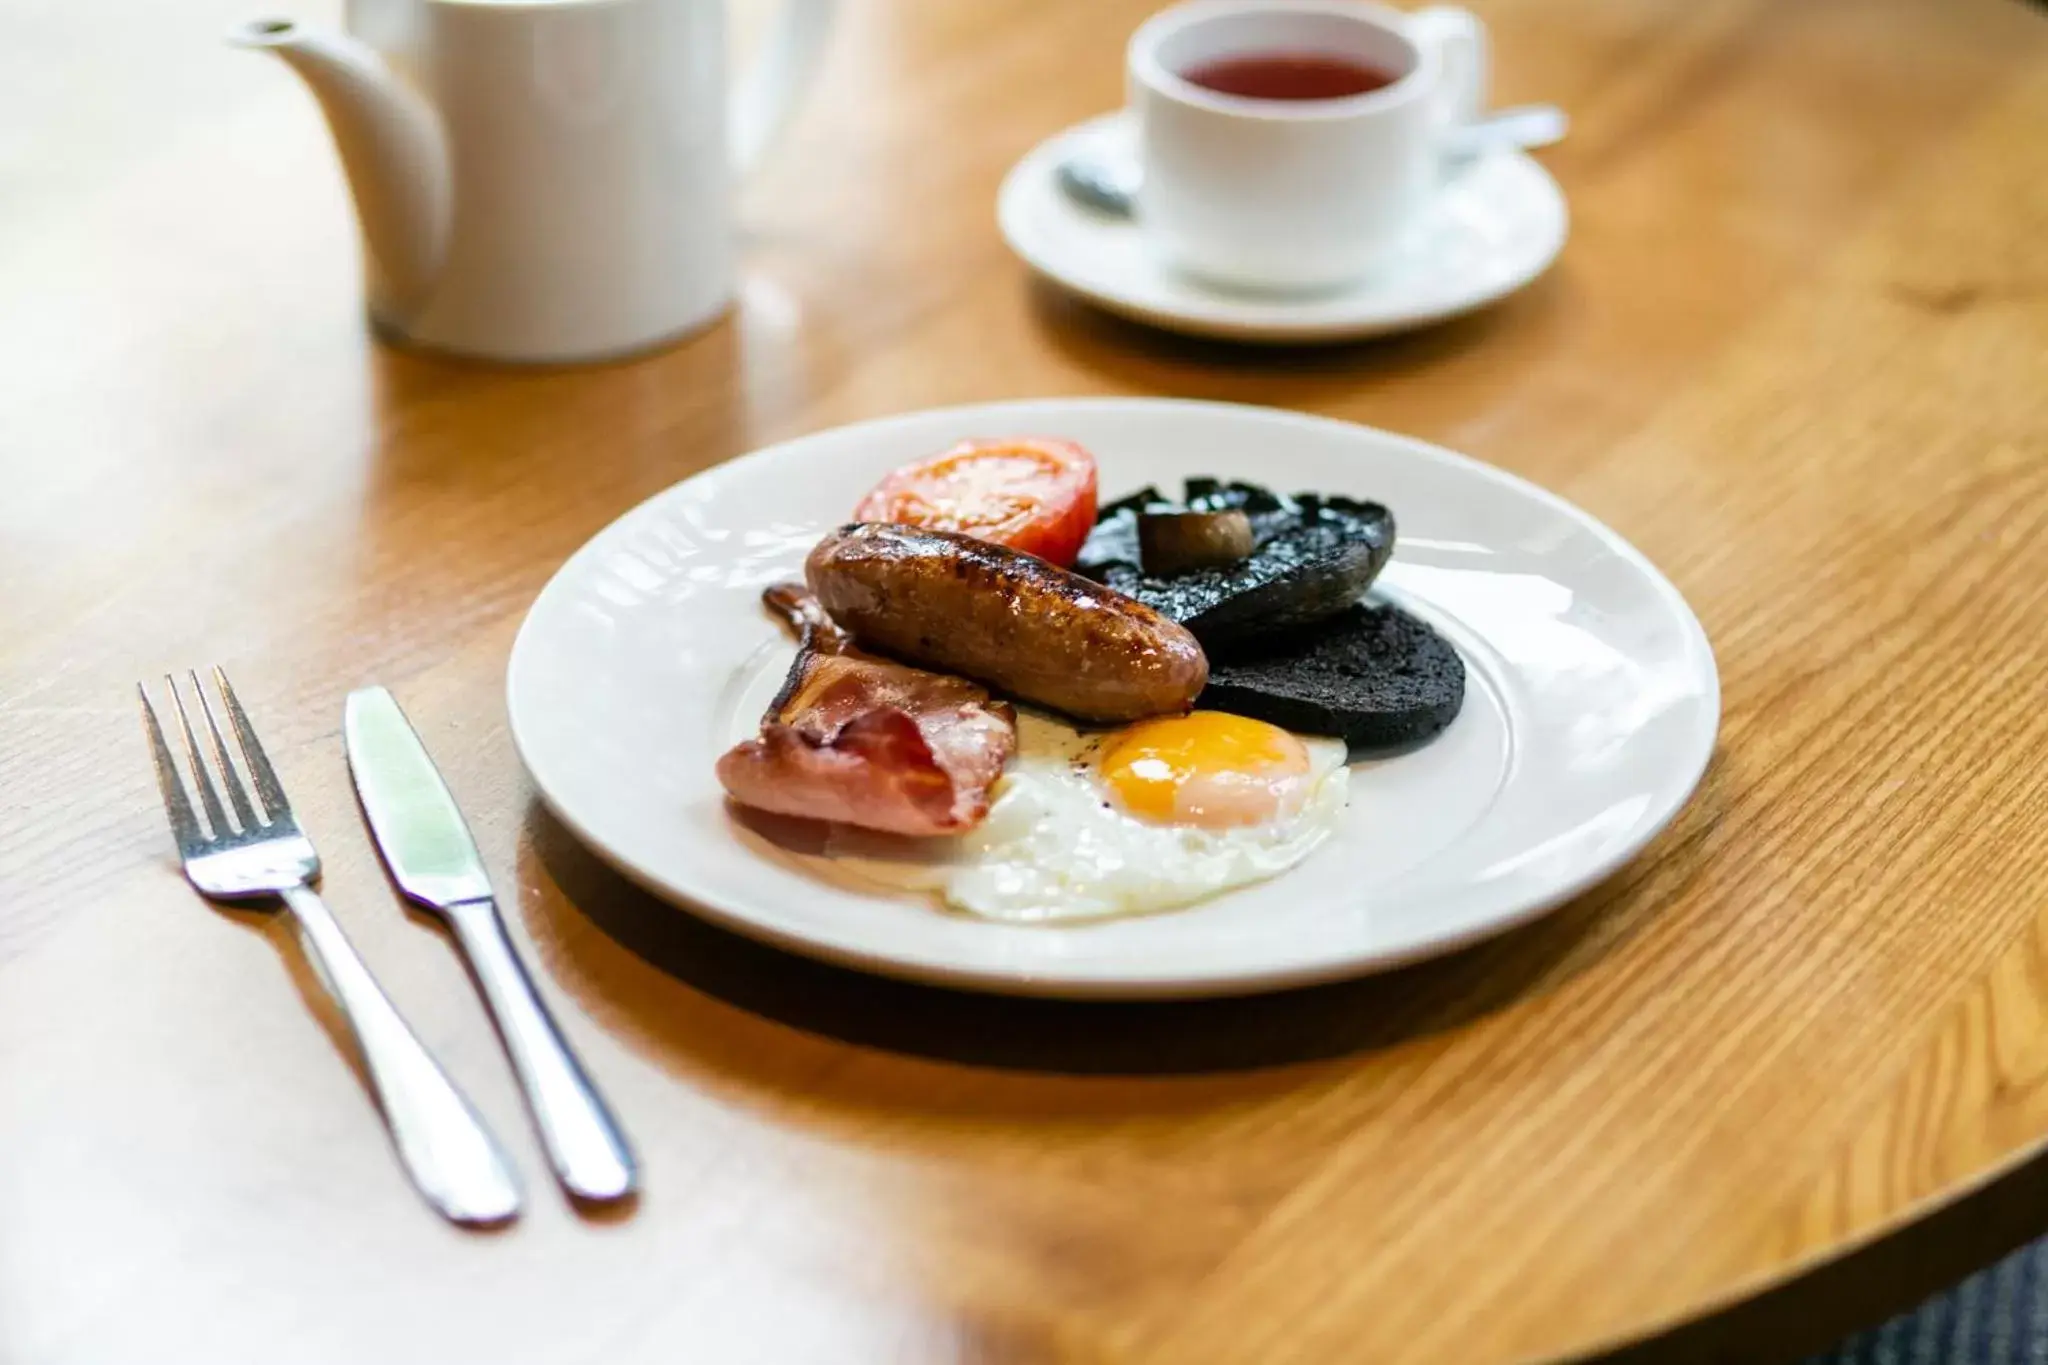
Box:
[445,898,638,1202]
[281,885,522,1225]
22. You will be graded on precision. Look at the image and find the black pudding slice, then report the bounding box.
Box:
[1199,603,1467,750]
[1076,480,1394,649]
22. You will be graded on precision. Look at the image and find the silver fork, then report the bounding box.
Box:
[138,668,522,1226]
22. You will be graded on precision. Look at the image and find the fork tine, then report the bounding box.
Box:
[214,667,291,823]
[138,682,206,854]
[166,673,231,839]
[192,669,261,832]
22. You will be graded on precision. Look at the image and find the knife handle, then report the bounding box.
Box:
[443,899,638,1202]
[280,885,522,1225]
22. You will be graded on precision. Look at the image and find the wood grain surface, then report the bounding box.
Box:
[3,0,2047,1361]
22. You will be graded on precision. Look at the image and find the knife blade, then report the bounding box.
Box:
[343,687,493,911]
[345,685,638,1203]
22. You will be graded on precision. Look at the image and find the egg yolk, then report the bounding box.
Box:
[1099,713,1314,829]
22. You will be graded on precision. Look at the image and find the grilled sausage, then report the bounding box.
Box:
[805,523,1208,723]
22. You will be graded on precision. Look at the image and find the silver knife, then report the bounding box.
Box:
[344,686,637,1203]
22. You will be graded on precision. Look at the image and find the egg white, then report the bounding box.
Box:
[823,710,1350,923]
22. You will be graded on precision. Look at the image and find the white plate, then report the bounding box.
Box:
[997,114,1568,344]
[508,399,1717,999]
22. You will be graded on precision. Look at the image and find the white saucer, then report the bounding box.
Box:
[997,114,1569,344]
[507,399,1716,999]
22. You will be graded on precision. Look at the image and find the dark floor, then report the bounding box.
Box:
[1808,1243,2048,1364]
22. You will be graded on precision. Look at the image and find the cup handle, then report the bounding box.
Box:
[1408,6,1489,131]
[729,0,836,176]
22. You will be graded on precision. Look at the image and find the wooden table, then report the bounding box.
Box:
[5,0,2047,1360]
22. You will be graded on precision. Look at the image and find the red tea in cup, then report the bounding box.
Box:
[1181,52,1399,101]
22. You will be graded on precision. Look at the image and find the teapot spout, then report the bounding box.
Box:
[231,18,449,319]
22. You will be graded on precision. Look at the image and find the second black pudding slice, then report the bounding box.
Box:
[1077,480,1394,649]
[1199,603,1467,751]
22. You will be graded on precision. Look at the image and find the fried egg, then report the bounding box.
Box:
[826,709,1349,923]
[952,710,1349,921]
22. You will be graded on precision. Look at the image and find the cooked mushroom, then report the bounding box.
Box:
[1137,509,1257,574]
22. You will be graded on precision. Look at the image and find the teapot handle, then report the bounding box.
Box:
[730,0,836,176]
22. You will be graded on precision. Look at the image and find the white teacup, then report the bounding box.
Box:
[1129,0,1488,293]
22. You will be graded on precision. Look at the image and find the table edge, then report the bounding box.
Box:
[1563,1127,2048,1364]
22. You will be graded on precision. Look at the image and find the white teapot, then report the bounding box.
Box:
[235,0,833,363]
